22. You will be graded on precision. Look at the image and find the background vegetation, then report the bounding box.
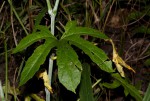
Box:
[0,0,150,101]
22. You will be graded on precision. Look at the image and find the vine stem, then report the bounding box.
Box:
[45,0,60,101]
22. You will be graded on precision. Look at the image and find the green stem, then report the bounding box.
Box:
[45,0,60,101]
[51,16,55,35]
[46,0,52,15]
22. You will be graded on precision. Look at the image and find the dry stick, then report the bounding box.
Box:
[0,1,5,13]
[125,42,138,61]
[102,0,116,32]
[116,7,150,28]
[7,0,29,35]
[136,41,150,61]
[88,1,100,24]
[85,0,89,26]
[60,3,72,21]
[10,6,18,101]
[28,0,34,33]
[0,3,5,30]
[129,53,150,62]
[11,6,17,46]
[0,16,5,32]
[135,27,149,62]
[139,43,150,57]
[125,42,150,62]
[13,67,19,101]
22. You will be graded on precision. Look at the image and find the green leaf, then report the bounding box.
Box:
[19,39,57,86]
[144,58,150,67]
[33,25,50,34]
[56,41,82,93]
[34,8,47,26]
[66,37,114,73]
[133,25,150,34]
[64,27,109,39]
[128,6,150,21]
[61,21,109,39]
[143,83,150,101]
[64,21,77,33]
[102,80,121,89]
[79,63,94,101]
[124,89,129,97]
[13,32,56,53]
[112,73,142,101]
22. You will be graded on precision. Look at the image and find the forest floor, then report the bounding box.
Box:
[0,0,150,100]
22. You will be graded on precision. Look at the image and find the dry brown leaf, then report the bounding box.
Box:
[36,69,53,94]
[108,39,135,77]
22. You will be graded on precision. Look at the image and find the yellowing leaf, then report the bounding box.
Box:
[108,39,135,77]
[25,96,31,101]
[36,69,53,94]
[25,94,45,101]
[30,94,45,101]
[115,63,125,77]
